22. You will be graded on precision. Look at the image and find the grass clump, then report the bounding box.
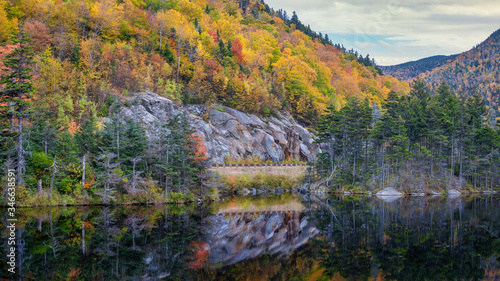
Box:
[221,172,299,193]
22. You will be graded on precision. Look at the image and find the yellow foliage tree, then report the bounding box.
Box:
[0,1,18,43]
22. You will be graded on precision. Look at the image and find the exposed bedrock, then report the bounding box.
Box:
[118,91,319,163]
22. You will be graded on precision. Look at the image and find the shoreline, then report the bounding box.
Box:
[2,189,498,208]
[328,190,499,196]
[0,199,217,208]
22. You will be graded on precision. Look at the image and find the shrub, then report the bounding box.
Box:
[59,176,78,193]
[262,107,270,117]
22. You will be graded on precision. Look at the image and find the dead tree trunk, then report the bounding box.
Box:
[49,156,58,199]
[82,155,86,188]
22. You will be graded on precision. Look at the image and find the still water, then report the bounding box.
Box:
[1,194,499,280]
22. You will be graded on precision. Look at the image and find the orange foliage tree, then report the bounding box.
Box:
[187,241,209,270]
[188,132,208,163]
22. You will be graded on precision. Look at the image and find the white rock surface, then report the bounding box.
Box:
[117,91,319,163]
[376,187,403,196]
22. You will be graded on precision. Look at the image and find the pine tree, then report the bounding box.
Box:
[405,79,431,145]
[156,113,198,195]
[315,104,338,180]
[291,11,299,26]
[28,112,60,156]
[0,31,35,183]
[74,116,98,188]
[121,119,147,175]
[314,81,499,191]
[100,114,125,165]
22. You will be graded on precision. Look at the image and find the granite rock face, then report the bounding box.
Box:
[118,91,319,163]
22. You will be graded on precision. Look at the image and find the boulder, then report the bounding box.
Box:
[447,189,461,199]
[294,124,312,144]
[224,107,265,127]
[299,143,312,160]
[375,188,403,202]
[376,187,403,196]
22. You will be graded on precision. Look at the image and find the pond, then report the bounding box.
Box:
[1,194,499,280]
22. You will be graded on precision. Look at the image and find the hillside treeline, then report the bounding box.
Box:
[315,80,500,192]
[0,0,407,126]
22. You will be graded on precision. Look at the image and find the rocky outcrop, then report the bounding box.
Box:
[375,187,404,202]
[376,187,403,196]
[203,212,319,266]
[118,91,319,163]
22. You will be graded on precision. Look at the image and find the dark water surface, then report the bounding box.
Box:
[1,194,499,280]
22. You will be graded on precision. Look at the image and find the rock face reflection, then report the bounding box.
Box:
[204,212,319,265]
[1,195,499,280]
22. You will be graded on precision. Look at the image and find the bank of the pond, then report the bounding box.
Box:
[298,183,499,197]
[6,180,497,208]
[0,188,218,208]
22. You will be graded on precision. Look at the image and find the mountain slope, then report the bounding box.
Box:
[381,54,458,81]
[384,28,500,113]
[0,0,408,127]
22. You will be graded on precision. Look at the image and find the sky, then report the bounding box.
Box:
[265,0,500,66]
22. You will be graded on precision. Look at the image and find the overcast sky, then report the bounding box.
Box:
[265,0,500,66]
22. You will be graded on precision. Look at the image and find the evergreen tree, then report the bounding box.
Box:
[100,114,125,164]
[315,97,372,188]
[28,111,60,156]
[74,116,98,187]
[314,81,499,191]
[156,113,198,195]
[291,11,299,26]
[0,31,35,183]
[405,79,431,145]
[121,119,148,174]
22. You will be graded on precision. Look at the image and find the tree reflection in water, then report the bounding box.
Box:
[0,195,499,280]
[315,195,500,280]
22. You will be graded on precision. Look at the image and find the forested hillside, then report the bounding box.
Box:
[381,54,458,81]
[0,0,410,205]
[315,81,500,192]
[0,0,407,126]
[384,28,500,117]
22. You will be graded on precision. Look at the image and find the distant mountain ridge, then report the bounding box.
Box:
[383,28,500,113]
[381,54,458,81]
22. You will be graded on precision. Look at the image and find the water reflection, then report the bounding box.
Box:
[0,195,499,280]
[315,195,500,280]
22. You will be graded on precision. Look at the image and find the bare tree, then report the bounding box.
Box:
[46,156,59,199]
[125,157,156,195]
[96,153,124,204]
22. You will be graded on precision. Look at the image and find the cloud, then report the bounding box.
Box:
[265,0,500,65]
[354,41,378,49]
